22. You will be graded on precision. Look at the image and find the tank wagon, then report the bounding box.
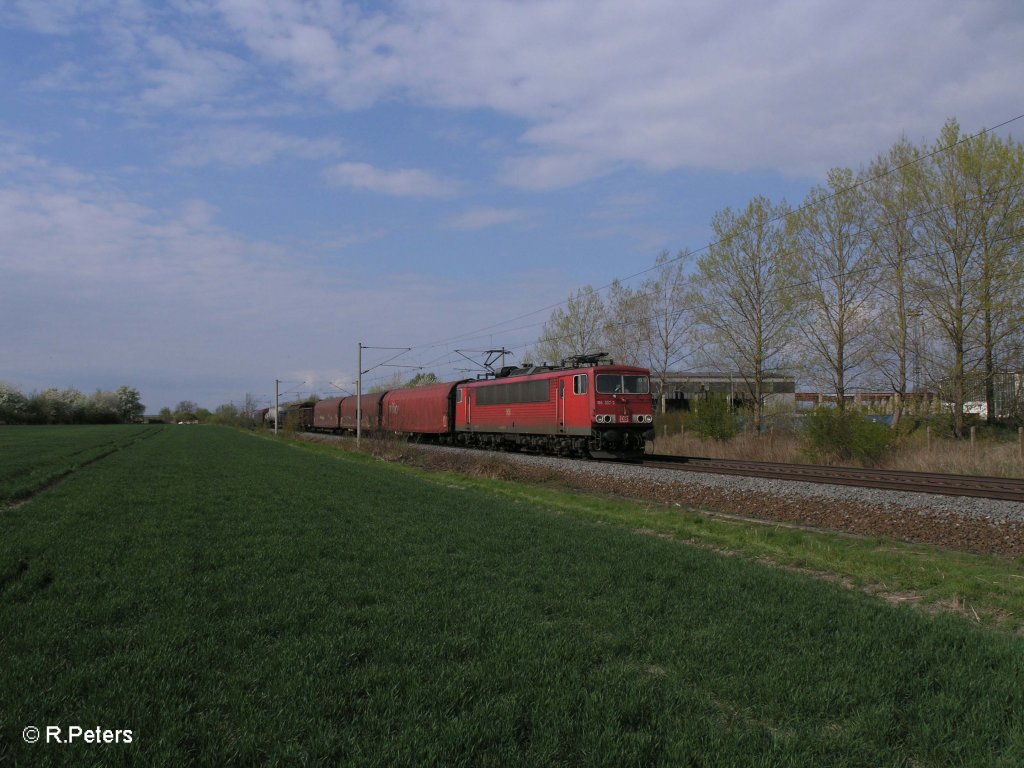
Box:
[307,355,654,459]
[268,401,315,430]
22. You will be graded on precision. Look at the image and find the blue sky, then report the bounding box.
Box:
[2,0,1021,412]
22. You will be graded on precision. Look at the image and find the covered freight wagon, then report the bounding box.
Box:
[341,392,385,433]
[312,397,344,431]
[381,381,463,435]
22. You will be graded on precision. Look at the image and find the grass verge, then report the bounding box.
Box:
[290,433,1024,635]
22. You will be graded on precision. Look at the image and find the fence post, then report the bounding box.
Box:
[926,425,931,451]
[970,426,976,452]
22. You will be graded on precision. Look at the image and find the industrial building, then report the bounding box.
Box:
[655,371,796,412]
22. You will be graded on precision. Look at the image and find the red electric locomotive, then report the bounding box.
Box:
[453,354,653,458]
[304,354,654,459]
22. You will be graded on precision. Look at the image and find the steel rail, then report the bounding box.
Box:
[641,454,1024,503]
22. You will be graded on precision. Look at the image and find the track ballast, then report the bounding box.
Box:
[642,454,1024,503]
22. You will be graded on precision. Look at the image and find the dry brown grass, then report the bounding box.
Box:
[651,429,1024,478]
[651,431,805,464]
[883,439,1024,478]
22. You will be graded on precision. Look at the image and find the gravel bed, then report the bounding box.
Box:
[492,449,1024,523]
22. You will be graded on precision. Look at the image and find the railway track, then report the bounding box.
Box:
[641,454,1024,503]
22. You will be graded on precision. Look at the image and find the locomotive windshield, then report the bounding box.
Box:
[596,374,650,395]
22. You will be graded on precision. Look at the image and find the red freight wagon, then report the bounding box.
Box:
[381,382,462,435]
[454,361,653,458]
[340,392,385,432]
[312,397,344,431]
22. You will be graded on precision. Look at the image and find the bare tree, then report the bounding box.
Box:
[241,393,262,423]
[864,137,925,425]
[636,250,694,413]
[915,119,996,436]
[534,286,607,364]
[603,279,647,367]
[693,196,799,433]
[961,129,1024,423]
[793,167,880,408]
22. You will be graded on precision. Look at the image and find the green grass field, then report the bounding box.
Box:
[0,424,160,505]
[2,426,1023,766]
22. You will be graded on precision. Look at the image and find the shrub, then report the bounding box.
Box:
[0,383,29,424]
[803,407,893,465]
[689,396,738,440]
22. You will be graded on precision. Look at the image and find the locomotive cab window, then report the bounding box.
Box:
[596,374,650,395]
[573,374,589,395]
[455,388,463,403]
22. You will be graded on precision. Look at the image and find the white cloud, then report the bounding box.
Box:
[213,0,1024,185]
[179,198,217,228]
[499,152,611,192]
[170,125,343,167]
[324,161,459,198]
[445,206,532,230]
[9,1,1022,184]
[0,140,93,186]
[213,0,387,109]
[0,0,93,34]
[141,34,246,107]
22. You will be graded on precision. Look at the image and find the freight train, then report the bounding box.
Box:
[272,354,655,459]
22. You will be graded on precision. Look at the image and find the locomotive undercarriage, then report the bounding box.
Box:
[450,428,650,460]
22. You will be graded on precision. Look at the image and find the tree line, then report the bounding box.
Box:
[0,383,145,425]
[533,118,1024,437]
[152,394,267,425]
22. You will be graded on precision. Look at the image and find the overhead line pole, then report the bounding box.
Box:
[357,342,362,446]
[272,378,306,436]
[356,343,416,446]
